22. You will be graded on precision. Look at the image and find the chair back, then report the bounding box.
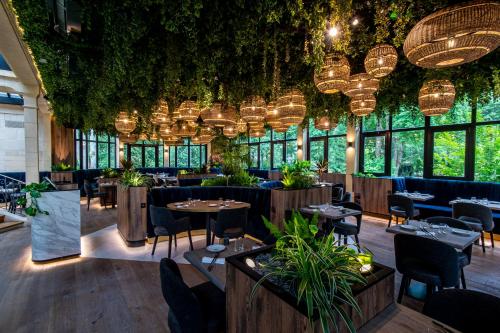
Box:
[214,207,248,237]
[340,201,363,232]
[332,187,344,202]
[387,194,415,217]
[394,234,459,288]
[452,202,494,231]
[426,216,472,231]
[149,205,176,229]
[84,182,94,198]
[159,258,203,332]
[341,192,352,203]
[423,289,500,333]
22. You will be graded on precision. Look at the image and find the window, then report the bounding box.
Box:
[363,136,385,174]
[307,119,346,173]
[126,140,164,168]
[75,130,117,169]
[475,124,499,182]
[168,138,207,168]
[430,99,471,126]
[432,131,466,177]
[391,131,424,177]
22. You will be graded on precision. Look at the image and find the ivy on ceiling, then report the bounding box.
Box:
[11,0,499,132]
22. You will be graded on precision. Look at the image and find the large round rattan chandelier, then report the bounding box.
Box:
[364,44,398,78]
[172,122,196,137]
[236,118,247,133]
[350,94,377,116]
[314,115,337,131]
[265,101,286,131]
[192,127,215,144]
[177,100,200,123]
[200,103,237,127]
[276,88,306,127]
[418,80,456,116]
[151,100,170,125]
[115,112,137,134]
[118,134,138,144]
[314,54,351,94]
[344,73,380,98]
[240,95,267,128]
[404,1,500,68]
[249,126,265,138]
[223,125,238,138]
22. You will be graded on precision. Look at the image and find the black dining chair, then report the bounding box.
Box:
[423,289,500,333]
[211,207,248,245]
[331,185,344,203]
[387,194,419,228]
[452,202,495,253]
[160,258,225,333]
[394,233,460,303]
[332,202,363,248]
[150,205,193,258]
[426,216,472,289]
[84,181,107,211]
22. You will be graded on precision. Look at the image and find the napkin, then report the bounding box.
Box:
[202,257,225,265]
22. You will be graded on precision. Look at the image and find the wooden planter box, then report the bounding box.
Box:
[226,247,395,333]
[352,177,392,216]
[117,186,147,246]
[271,186,332,230]
[97,177,119,185]
[31,190,81,262]
[50,171,74,184]
[319,173,346,186]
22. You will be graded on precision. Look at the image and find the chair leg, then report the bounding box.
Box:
[87,197,90,211]
[490,232,495,248]
[481,232,486,253]
[397,276,407,304]
[168,235,173,259]
[461,268,467,289]
[343,235,348,245]
[388,214,392,228]
[174,234,177,247]
[211,233,215,245]
[151,236,158,255]
[354,234,360,247]
[188,229,194,251]
[425,284,434,300]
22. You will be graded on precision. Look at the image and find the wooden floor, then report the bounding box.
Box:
[0,199,499,332]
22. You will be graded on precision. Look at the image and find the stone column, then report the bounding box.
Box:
[345,119,358,193]
[37,96,51,173]
[296,125,304,161]
[23,94,39,183]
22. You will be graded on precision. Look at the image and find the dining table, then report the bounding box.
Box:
[183,237,263,291]
[300,204,362,220]
[386,220,480,250]
[394,191,434,202]
[167,199,251,246]
[449,198,500,211]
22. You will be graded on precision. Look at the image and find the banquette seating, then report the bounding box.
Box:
[392,177,500,233]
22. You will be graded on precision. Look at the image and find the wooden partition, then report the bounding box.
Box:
[268,170,281,180]
[319,173,346,185]
[51,120,74,166]
[270,186,332,229]
[117,186,147,246]
[352,177,392,216]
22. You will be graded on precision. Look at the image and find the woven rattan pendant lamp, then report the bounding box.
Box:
[350,94,376,117]
[404,1,500,68]
[276,88,306,127]
[418,80,456,116]
[151,100,170,125]
[200,103,237,127]
[265,101,288,132]
[314,115,337,131]
[344,73,379,98]
[177,100,200,123]
[314,54,351,93]
[115,112,137,134]
[240,95,267,129]
[364,44,398,78]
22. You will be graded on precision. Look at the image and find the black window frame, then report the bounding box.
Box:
[126,141,164,168]
[74,129,117,170]
[306,119,348,173]
[167,139,207,168]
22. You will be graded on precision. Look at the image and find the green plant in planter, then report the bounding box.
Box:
[201,170,258,187]
[178,169,188,175]
[51,162,73,171]
[120,158,134,172]
[18,181,52,216]
[101,168,120,178]
[119,170,152,188]
[255,212,366,333]
[315,159,329,177]
[352,172,376,178]
[280,161,316,190]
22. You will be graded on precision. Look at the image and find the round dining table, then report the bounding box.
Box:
[167,200,251,246]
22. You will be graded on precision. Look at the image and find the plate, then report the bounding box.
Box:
[452,229,470,237]
[206,244,226,253]
[208,203,218,207]
[309,205,320,209]
[400,225,417,231]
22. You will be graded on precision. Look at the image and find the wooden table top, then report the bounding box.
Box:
[386,220,480,250]
[359,304,459,333]
[300,204,361,220]
[167,200,251,213]
[394,192,434,201]
[183,238,263,291]
[449,199,500,211]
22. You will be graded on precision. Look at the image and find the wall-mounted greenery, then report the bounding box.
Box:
[11,0,499,132]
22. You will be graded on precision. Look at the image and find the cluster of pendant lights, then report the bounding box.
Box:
[115,88,307,143]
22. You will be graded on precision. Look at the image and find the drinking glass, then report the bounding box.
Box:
[187,197,192,206]
[234,238,244,252]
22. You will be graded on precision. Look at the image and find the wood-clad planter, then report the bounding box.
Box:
[31,190,81,262]
[319,173,346,186]
[226,247,395,333]
[271,186,332,229]
[117,186,147,247]
[352,176,392,216]
[50,171,74,184]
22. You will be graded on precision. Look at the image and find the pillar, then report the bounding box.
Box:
[23,94,39,183]
[296,125,304,161]
[345,118,358,193]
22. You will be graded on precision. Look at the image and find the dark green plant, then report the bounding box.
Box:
[315,159,329,176]
[253,212,366,333]
[280,161,316,189]
[120,158,134,171]
[18,181,52,217]
[352,172,376,178]
[201,170,258,187]
[101,168,120,178]
[51,162,73,171]
[119,170,152,188]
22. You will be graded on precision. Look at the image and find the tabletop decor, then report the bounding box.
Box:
[404,1,500,68]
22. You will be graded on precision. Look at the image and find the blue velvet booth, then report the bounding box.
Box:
[148,186,272,241]
[393,177,500,233]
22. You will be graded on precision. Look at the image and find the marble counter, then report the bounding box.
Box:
[31,190,81,262]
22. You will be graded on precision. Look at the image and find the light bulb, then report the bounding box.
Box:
[324,121,329,126]
[352,18,359,26]
[328,70,334,77]
[328,26,338,37]
[252,106,255,111]
[289,102,293,107]
[218,113,222,118]
[361,102,366,107]
[273,109,278,114]
[433,93,439,98]
[447,38,456,48]
[357,83,362,88]
[377,58,383,65]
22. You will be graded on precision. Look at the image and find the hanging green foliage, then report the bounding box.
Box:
[10,0,499,131]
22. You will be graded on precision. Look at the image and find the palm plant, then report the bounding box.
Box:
[315,159,329,177]
[120,158,134,171]
[119,170,152,188]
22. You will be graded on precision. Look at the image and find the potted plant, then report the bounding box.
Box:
[20,181,81,262]
[116,170,152,246]
[225,212,395,333]
[51,162,75,183]
[315,159,329,178]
